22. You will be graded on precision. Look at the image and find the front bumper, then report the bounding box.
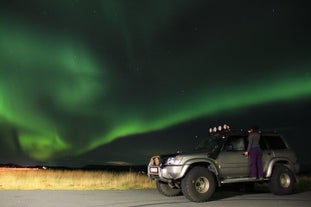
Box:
[148,164,190,181]
[163,165,189,180]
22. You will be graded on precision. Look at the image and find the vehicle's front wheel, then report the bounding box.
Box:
[156,180,182,197]
[269,165,295,195]
[181,166,216,202]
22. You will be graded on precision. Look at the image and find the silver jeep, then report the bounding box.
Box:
[148,125,300,202]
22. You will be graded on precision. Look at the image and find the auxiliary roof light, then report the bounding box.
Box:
[218,125,222,131]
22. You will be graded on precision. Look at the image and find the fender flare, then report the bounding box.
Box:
[266,158,296,178]
[182,158,221,185]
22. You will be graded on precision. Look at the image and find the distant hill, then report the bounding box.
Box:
[0,163,23,168]
[81,164,147,173]
[0,163,147,173]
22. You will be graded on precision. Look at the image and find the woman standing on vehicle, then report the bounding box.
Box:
[244,126,263,179]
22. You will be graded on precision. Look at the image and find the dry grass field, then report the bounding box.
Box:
[0,168,310,191]
[295,174,311,191]
[0,168,155,190]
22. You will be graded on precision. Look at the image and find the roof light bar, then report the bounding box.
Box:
[209,124,230,133]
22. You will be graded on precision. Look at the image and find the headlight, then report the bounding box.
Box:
[166,155,183,165]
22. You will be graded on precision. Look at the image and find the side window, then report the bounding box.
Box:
[224,136,245,151]
[262,136,287,150]
[259,136,267,150]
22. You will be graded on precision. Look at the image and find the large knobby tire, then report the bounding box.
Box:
[181,167,216,202]
[156,180,182,197]
[269,165,295,195]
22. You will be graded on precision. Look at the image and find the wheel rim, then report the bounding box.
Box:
[195,177,209,193]
[279,173,291,188]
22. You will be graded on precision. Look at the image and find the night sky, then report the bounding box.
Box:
[0,0,311,168]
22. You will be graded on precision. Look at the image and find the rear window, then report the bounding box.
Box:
[261,135,287,150]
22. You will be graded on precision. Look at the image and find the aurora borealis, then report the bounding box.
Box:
[1,0,311,167]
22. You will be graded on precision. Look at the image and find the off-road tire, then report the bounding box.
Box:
[156,180,182,197]
[269,165,295,195]
[181,166,216,202]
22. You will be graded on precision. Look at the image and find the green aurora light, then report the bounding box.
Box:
[0,1,310,161]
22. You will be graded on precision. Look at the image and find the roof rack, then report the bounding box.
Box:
[209,124,230,134]
[208,124,279,136]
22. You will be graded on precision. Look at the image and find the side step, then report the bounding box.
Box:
[221,177,269,184]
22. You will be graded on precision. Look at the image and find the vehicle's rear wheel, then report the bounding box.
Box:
[269,165,295,195]
[156,180,182,197]
[181,166,216,202]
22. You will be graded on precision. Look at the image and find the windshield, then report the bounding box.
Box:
[195,134,225,153]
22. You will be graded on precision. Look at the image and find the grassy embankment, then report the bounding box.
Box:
[0,168,155,190]
[0,168,310,191]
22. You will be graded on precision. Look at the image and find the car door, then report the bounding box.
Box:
[216,135,250,178]
[260,135,285,173]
